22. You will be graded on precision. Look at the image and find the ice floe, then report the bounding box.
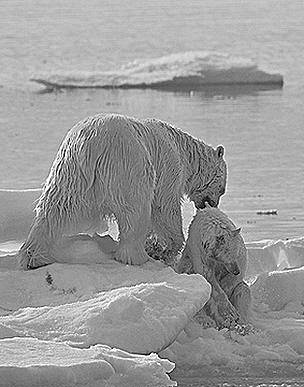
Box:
[31,51,283,91]
[0,262,210,354]
[0,338,175,387]
[1,189,304,385]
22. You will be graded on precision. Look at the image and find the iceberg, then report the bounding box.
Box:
[31,51,283,91]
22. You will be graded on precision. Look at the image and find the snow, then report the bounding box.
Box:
[251,267,304,312]
[160,316,304,378]
[30,51,283,91]
[159,238,304,378]
[1,189,304,384]
[1,241,304,384]
[246,237,304,277]
[0,262,210,354]
[0,338,175,387]
[0,257,209,386]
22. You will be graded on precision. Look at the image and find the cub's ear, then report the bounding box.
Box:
[231,228,241,237]
[216,145,224,158]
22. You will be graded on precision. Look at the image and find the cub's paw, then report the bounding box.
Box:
[194,308,217,329]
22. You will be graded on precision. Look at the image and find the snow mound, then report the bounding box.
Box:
[160,316,304,379]
[246,237,304,277]
[160,244,304,378]
[0,338,175,387]
[251,266,304,311]
[31,51,283,91]
[0,260,208,311]
[0,262,210,354]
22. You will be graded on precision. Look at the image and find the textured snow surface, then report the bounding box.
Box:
[1,187,304,384]
[159,238,304,377]
[0,338,176,387]
[0,262,210,354]
[246,237,304,277]
[251,266,304,311]
[0,260,209,386]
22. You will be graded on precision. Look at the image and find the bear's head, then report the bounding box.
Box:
[189,145,227,209]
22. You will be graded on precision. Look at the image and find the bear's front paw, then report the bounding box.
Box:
[115,242,150,265]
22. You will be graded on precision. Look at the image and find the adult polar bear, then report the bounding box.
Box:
[19,113,227,269]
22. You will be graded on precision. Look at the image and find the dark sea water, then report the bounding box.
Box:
[0,1,304,385]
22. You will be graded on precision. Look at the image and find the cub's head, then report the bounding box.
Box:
[211,229,243,275]
[189,204,245,276]
[189,145,227,209]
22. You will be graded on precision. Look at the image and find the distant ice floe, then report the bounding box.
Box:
[31,51,283,91]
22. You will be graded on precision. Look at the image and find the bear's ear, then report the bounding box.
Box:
[231,228,241,237]
[216,145,224,158]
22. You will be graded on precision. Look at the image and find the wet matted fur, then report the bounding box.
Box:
[19,113,227,269]
[177,204,251,330]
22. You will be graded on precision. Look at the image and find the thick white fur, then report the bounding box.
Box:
[177,204,251,328]
[19,113,227,269]
[179,205,247,277]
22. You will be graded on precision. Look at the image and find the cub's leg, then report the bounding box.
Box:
[229,281,251,321]
[220,274,251,322]
[199,276,244,330]
[197,261,245,329]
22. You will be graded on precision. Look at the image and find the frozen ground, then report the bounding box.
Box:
[0,191,304,386]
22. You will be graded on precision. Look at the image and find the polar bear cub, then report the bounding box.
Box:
[177,203,251,330]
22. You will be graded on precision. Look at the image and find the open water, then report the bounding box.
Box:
[0,1,304,385]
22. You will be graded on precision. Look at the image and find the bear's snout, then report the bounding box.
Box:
[196,196,218,209]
